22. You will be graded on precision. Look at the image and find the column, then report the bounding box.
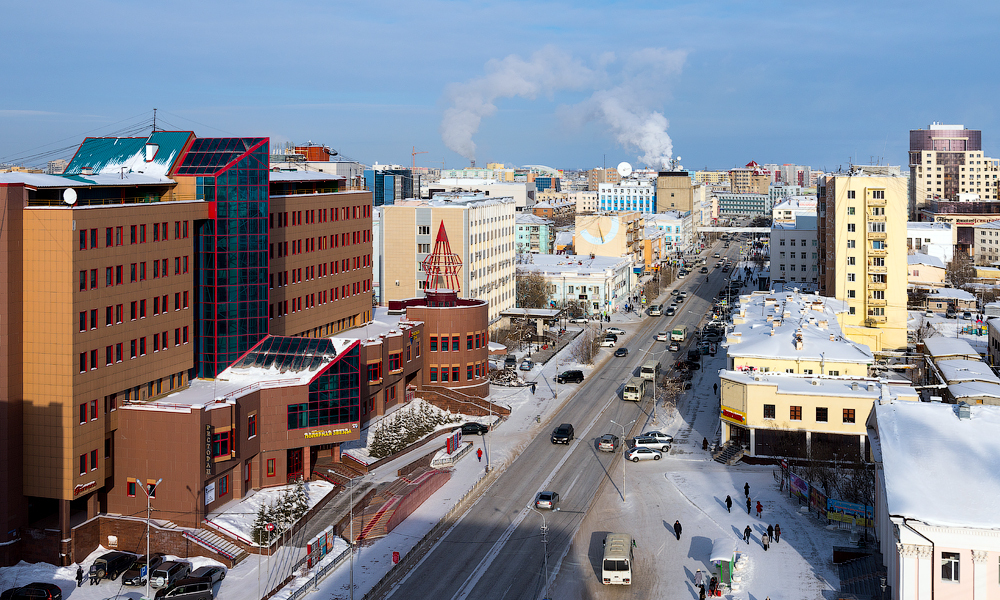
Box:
[897,543,918,600]
[59,499,71,566]
[805,431,812,458]
[749,428,756,456]
[859,434,866,459]
[972,549,989,599]
[916,545,932,600]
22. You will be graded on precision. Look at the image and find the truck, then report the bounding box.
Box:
[670,325,688,341]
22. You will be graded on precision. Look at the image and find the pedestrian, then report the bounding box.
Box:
[756,501,762,519]
[476,447,483,462]
[746,497,752,514]
[744,482,750,497]
[713,383,718,395]
[699,583,707,600]
[710,576,718,596]
[774,523,781,543]
[673,520,682,540]
[89,568,100,586]
[767,524,774,540]
[725,495,732,513]
[762,532,770,551]
[76,565,83,588]
[743,525,752,544]
[694,568,703,587]
[702,437,708,451]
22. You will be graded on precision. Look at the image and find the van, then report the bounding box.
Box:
[89,551,138,583]
[602,533,634,585]
[670,325,688,342]
[504,355,517,370]
[648,304,662,316]
[622,377,646,401]
[150,561,192,590]
[640,361,660,382]
[153,577,214,600]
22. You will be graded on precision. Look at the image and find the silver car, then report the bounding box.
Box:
[625,447,662,462]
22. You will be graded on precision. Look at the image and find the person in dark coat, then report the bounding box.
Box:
[725,495,732,513]
[709,576,718,595]
[767,524,774,540]
[76,566,84,587]
[744,482,750,497]
[746,497,752,514]
[699,583,706,600]
[774,523,781,543]
[743,525,752,544]
[756,501,763,518]
[673,520,682,540]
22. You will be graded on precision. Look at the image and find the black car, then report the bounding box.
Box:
[190,566,226,585]
[551,423,575,444]
[0,583,63,600]
[124,552,168,586]
[614,347,628,357]
[89,551,138,582]
[459,422,489,436]
[555,370,584,384]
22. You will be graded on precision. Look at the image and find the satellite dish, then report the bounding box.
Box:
[616,162,633,178]
[676,156,682,161]
[63,188,77,205]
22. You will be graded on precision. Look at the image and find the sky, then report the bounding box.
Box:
[2,0,999,173]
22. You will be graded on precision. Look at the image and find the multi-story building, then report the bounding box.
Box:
[818,169,909,350]
[770,216,819,290]
[587,166,621,191]
[777,164,812,188]
[907,123,999,219]
[645,211,693,254]
[0,131,374,566]
[364,166,416,206]
[974,220,1000,265]
[533,176,561,193]
[714,192,770,217]
[571,190,598,214]
[906,221,954,265]
[574,212,644,266]
[694,170,729,185]
[917,196,1000,255]
[729,161,771,194]
[770,185,809,207]
[515,214,555,254]
[598,179,656,213]
[428,180,536,212]
[655,171,694,212]
[771,196,816,225]
[516,254,635,314]
[269,144,365,184]
[380,194,516,324]
[532,192,574,221]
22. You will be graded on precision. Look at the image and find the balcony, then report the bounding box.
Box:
[866,314,888,324]
[867,265,887,274]
[868,281,887,290]
[867,248,888,257]
[867,231,887,241]
[866,196,886,206]
[867,298,887,307]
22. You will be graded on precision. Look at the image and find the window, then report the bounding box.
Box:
[847,257,856,266]
[417,243,431,253]
[848,290,856,298]
[468,364,474,380]
[790,406,802,420]
[219,475,229,496]
[847,240,855,249]
[267,458,276,477]
[847,207,855,215]
[90,449,98,471]
[816,407,828,422]
[847,224,856,233]
[127,480,136,497]
[248,413,257,439]
[79,403,87,424]
[847,190,856,199]
[430,336,438,352]
[941,552,960,582]
[389,353,400,372]
[453,366,460,381]
[452,336,460,351]
[843,408,856,424]
[79,453,87,476]
[441,367,449,382]
[211,430,231,458]
[368,361,382,382]
[828,370,840,376]
[763,404,775,419]
[430,367,438,382]
[467,334,473,350]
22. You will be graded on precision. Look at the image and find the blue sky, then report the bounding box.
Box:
[2,0,998,172]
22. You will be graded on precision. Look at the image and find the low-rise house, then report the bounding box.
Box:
[922,287,976,313]
[907,254,946,287]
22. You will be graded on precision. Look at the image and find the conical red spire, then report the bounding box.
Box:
[422,222,463,293]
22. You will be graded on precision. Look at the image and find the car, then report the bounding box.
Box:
[665,307,675,316]
[700,266,709,273]
[924,310,935,317]
[535,491,560,509]
[642,430,674,444]
[89,551,138,583]
[946,308,957,318]
[722,267,729,273]
[625,447,662,462]
[671,290,680,296]
[600,338,616,347]
[655,331,668,341]
[123,552,168,586]
[0,583,63,600]
[153,576,214,600]
[555,370,584,384]
[551,423,575,444]
[189,566,226,585]
[633,436,671,451]
[150,561,192,590]
[606,327,626,335]
[673,295,683,304]
[614,347,628,357]
[714,252,721,258]
[963,311,973,320]
[569,316,589,323]
[668,342,680,352]
[519,359,534,371]
[685,361,701,370]
[598,433,620,452]
[603,333,618,342]
[504,355,517,370]
[460,422,489,436]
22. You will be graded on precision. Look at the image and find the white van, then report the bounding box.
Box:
[602,533,634,585]
[640,361,660,382]
[648,304,662,316]
[623,377,646,401]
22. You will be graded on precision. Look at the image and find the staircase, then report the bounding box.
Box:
[712,441,745,465]
[183,528,249,563]
[312,454,367,485]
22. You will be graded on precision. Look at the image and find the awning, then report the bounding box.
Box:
[710,537,736,563]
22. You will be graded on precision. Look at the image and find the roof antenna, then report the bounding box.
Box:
[152,108,157,133]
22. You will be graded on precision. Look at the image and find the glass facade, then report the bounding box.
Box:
[184,138,270,378]
[288,343,361,429]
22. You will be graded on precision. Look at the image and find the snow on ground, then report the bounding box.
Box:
[208,480,335,544]
[909,310,989,353]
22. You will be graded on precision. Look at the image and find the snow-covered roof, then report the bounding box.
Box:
[974,220,1000,230]
[928,287,975,301]
[907,221,951,231]
[269,171,345,182]
[923,336,980,360]
[975,266,1000,278]
[516,214,553,225]
[726,291,873,364]
[0,171,175,187]
[65,131,193,178]
[935,359,999,385]
[948,380,1000,401]
[533,201,553,208]
[332,307,422,346]
[722,370,884,398]
[907,254,945,269]
[873,400,1000,528]
[772,196,817,211]
[554,231,574,246]
[516,253,632,277]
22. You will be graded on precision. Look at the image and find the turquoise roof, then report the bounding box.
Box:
[65,131,193,177]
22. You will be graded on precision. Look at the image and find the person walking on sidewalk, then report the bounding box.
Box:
[774,523,781,543]
[743,525,752,544]
[476,447,483,462]
[744,482,750,497]
[673,520,683,540]
[746,496,752,514]
[76,566,83,588]
[767,524,774,541]
[725,495,732,513]
[756,501,763,519]
[694,569,703,587]
[762,533,770,551]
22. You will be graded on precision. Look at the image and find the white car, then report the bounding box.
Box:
[625,447,662,462]
[641,430,674,444]
[600,338,616,347]
[633,436,671,451]
[655,331,669,342]
[606,327,626,335]
[569,317,589,323]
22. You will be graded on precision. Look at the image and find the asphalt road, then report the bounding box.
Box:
[386,240,746,600]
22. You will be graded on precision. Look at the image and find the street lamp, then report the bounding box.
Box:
[610,419,636,502]
[529,506,552,598]
[331,471,359,600]
[135,476,162,600]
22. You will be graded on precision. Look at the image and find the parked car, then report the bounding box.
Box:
[123,552,167,586]
[606,327,626,335]
[189,566,226,585]
[0,583,63,600]
[598,434,620,452]
[603,333,618,342]
[89,551,138,583]
[153,576,214,600]
[600,338,616,347]
[150,561,192,590]
[963,311,973,320]
[625,447,662,462]
[665,307,675,316]
[946,308,957,318]
[459,422,489,436]
[550,423,575,444]
[614,347,628,357]
[655,331,669,342]
[555,370,584,384]
[668,342,680,352]
[504,355,517,370]
[519,359,534,371]
[632,436,671,451]
[642,430,674,444]
[535,491,560,510]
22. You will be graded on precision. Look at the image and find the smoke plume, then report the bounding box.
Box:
[441,47,686,168]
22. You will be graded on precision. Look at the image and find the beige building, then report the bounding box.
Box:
[571,190,598,214]
[818,171,909,350]
[587,167,620,191]
[907,123,999,218]
[380,194,516,324]
[974,219,1000,265]
[573,212,644,265]
[694,170,729,185]
[655,171,694,212]
[720,370,916,459]
[729,162,771,194]
[906,254,946,287]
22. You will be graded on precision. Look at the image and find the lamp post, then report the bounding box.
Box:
[332,471,358,600]
[136,476,162,600]
[610,419,636,502]
[529,506,552,599]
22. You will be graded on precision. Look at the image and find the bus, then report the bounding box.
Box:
[622,377,646,401]
[640,360,660,382]
[671,325,688,341]
[602,533,634,585]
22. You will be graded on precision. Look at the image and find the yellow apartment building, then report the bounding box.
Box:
[573,212,644,266]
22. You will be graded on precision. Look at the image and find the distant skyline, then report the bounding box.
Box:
[2,0,998,172]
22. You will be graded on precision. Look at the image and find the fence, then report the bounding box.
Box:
[283,546,353,600]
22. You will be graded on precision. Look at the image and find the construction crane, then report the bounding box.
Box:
[411,146,428,170]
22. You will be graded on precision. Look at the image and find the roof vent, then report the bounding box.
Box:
[830,334,836,341]
[958,402,972,420]
[851,382,859,391]
[80,166,93,176]
[811,379,820,386]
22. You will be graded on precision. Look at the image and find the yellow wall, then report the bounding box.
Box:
[729,356,869,377]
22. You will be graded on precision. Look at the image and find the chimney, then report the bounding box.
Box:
[851,382,859,391]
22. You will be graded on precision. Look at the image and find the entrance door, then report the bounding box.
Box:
[287,448,303,483]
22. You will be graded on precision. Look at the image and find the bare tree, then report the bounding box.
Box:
[516,269,549,309]
[948,251,976,288]
[571,328,600,364]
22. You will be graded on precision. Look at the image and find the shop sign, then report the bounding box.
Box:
[73,480,97,497]
[721,407,745,424]
[205,424,214,476]
[205,482,216,506]
[304,426,353,439]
